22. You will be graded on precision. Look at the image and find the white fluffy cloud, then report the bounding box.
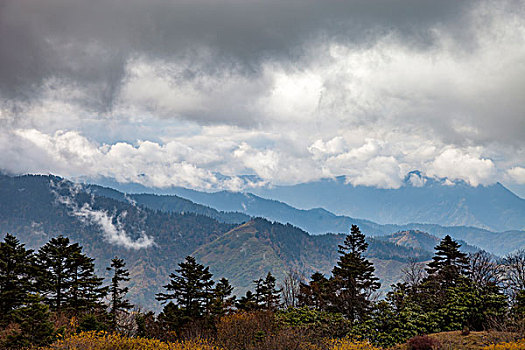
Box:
[426,148,496,186]
[0,0,524,192]
[507,167,525,185]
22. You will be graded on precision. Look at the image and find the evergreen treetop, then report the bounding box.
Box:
[107,257,133,331]
[426,235,469,285]
[331,225,380,321]
[211,277,236,316]
[156,256,214,318]
[0,233,35,321]
[35,236,105,313]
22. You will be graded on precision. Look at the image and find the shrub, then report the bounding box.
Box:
[216,312,275,350]
[326,338,384,350]
[277,307,351,338]
[44,331,222,350]
[216,311,316,350]
[483,339,525,349]
[77,314,108,333]
[407,335,441,350]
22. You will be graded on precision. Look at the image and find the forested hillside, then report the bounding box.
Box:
[80,176,525,256]
[194,218,430,295]
[0,174,433,307]
[86,184,251,224]
[2,225,524,349]
[0,174,235,306]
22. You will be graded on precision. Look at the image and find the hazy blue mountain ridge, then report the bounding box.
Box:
[84,174,525,255]
[86,184,251,224]
[375,230,480,255]
[86,181,523,256]
[250,173,525,232]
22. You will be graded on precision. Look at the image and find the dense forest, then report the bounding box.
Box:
[1,226,524,349]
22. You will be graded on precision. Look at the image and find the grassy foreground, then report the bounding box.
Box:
[391,331,525,350]
[38,331,382,350]
[35,331,525,350]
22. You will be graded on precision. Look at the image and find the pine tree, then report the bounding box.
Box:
[211,277,235,317]
[69,250,107,314]
[36,236,105,313]
[331,225,380,321]
[0,233,35,324]
[298,272,331,310]
[253,277,264,307]
[35,236,75,311]
[156,256,214,319]
[260,272,281,311]
[236,290,258,311]
[157,302,185,337]
[3,294,55,349]
[426,235,469,287]
[107,257,133,331]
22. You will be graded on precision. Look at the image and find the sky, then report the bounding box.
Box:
[1,0,525,195]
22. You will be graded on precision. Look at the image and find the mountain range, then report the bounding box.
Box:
[1,173,524,310]
[251,172,525,232]
[0,174,429,308]
[91,171,525,233]
[87,178,524,256]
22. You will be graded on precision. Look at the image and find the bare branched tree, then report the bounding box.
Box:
[281,269,304,308]
[401,259,427,287]
[503,249,525,300]
[469,250,503,288]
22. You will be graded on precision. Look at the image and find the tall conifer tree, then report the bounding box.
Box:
[69,250,107,314]
[298,272,331,310]
[107,257,133,331]
[236,291,258,311]
[332,225,380,321]
[211,277,235,317]
[156,256,214,319]
[0,233,35,323]
[36,236,105,313]
[426,235,469,287]
[260,272,281,311]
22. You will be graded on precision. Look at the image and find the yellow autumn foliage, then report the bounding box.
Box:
[327,338,383,350]
[482,339,525,350]
[38,331,386,350]
[45,331,222,350]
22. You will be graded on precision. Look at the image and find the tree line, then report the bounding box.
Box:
[0,235,132,348]
[296,227,525,345]
[1,225,525,348]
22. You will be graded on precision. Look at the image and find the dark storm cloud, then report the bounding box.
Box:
[1,0,524,190]
[0,0,476,107]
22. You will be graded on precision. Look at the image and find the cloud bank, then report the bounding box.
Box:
[0,0,524,192]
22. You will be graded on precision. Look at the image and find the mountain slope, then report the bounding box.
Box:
[85,184,250,224]
[88,181,524,256]
[250,174,525,232]
[193,218,431,296]
[375,230,480,254]
[0,174,235,308]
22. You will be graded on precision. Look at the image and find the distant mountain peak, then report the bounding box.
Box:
[402,170,470,188]
[404,171,429,187]
[378,230,480,254]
